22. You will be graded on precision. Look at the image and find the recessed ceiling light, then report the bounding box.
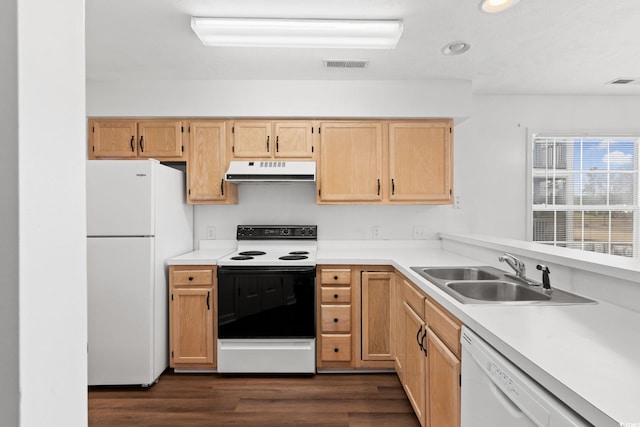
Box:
[442,41,471,56]
[479,0,520,13]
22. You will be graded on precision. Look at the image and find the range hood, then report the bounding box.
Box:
[225,161,316,183]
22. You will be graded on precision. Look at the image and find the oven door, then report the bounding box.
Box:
[217,266,316,373]
[217,266,316,339]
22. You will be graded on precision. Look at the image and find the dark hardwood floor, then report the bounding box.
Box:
[88,371,420,427]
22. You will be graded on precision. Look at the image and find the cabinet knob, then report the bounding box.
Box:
[333,275,338,280]
[333,318,339,323]
[188,276,194,281]
[334,348,339,353]
[333,294,339,299]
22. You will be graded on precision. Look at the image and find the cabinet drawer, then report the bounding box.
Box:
[320,269,352,285]
[321,305,351,332]
[321,334,352,362]
[403,279,425,319]
[425,298,462,358]
[321,287,351,303]
[172,269,213,286]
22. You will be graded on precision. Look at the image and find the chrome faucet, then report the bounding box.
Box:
[498,253,527,279]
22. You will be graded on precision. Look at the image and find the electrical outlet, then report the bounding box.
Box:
[454,195,462,209]
[372,226,382,239]
[206,226,216,239]
[413,226,427,239]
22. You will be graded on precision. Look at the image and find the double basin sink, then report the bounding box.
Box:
[410,266,596,305]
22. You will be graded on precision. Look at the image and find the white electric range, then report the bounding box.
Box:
[216,225,318,374]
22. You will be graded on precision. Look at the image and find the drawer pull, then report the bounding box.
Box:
[334,348,339,353]
[333,318,339,323]
[188,276,194,281]
[333,275,338,280]
[333,294,339,299]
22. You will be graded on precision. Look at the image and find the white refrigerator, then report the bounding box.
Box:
[87,159,193,386]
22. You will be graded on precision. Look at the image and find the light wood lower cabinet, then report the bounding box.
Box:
[396,273,462,427]
[426,327,460,427]
[361,271,395,363]
[317,267,355,368]
[403,300,427,424]
[169,265,216,369]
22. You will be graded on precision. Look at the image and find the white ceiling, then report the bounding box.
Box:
[86,0,640,95]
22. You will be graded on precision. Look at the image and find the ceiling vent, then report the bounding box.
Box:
[607,77,640,85]
[324,59,369,69]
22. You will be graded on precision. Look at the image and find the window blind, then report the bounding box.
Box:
[531,135,638,257]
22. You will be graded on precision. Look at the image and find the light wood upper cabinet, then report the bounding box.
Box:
[274,121,314,158]
[90,120,138,158]
[318,122,383,202]
[187,121,237,204]
[89,119,185,160]
[231,120,314,159]
[137,120,184,159]
[389,121,453,203]
[361,271,395,362]
[232,121,272,158]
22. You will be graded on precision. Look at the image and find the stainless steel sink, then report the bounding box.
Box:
[410,266,597,305]
[446,281,551,302]
[420,267,500,281]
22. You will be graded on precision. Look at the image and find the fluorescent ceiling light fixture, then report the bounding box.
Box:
[191,17,403,49]
[479,0,520,13]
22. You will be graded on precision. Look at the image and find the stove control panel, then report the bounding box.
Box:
[237,225,317,240]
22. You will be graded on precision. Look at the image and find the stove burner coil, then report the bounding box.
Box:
[231,256,254,261]
[238,251,267,256]
[278,255,309,261]
[288,251,309,255]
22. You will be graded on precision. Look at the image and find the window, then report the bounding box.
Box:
[530,134,639,258]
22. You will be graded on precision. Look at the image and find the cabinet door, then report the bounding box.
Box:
[232,121,272,158]
[427,327,460,427]
[389,121,452,202]
[137,120,184,159]
[170,287,214,366]
[394,276,406,380]
[188,121,236,203]
[274,121,314,158]
[361,271,394,361]
[403,302,427,426]
[318,122,383,202]
[90,120,138,158]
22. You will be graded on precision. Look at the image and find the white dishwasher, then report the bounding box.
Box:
[461,327,591,427]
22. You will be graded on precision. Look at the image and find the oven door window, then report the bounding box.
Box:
[217,267,316,339]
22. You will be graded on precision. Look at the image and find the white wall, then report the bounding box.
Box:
[17,0,87,426]
[456,95,640,239]
[0,0,19,425]
[87,79,472,120]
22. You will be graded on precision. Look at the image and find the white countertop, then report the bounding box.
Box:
[167,240,236,265]
[168,239,640,426]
